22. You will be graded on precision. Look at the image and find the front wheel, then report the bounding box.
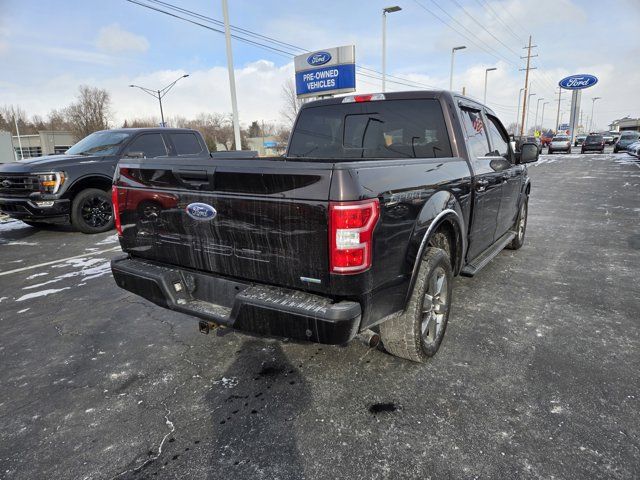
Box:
[71,188,114,234]
[507,197,528,250]
[380,248,453,362]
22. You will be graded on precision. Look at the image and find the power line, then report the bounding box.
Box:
[474,0,525,45]
[127,0,440,91]
[413,0,520,68]
[448,0,522,58]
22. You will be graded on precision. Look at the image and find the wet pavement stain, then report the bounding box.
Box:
[368,402,400,414]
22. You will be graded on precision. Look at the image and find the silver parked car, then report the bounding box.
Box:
[548,135,572,154]
[626,141,640,158]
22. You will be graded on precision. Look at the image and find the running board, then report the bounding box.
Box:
[461,231,516,277]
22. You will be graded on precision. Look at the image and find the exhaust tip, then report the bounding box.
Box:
[357,329,381,349]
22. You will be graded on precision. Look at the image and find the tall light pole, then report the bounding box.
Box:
[483,67,497,104]
[13,117,24,160]
[589,96,601,133]
[222,0,242,150]
[515,88,524,134]
[129,74,189,127]
[533,97,544,132]
[525,92,536,134]
[382,5,402,93]
[449,45,466,91]
[540,102,549,131]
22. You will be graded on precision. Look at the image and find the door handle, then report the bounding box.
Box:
[476,178,489,192]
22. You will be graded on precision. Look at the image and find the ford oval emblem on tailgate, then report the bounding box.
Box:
[186,202,217,221]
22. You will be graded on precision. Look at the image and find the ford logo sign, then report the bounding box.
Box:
[558,74,598,90]
[307,51,332,66]
[186,202,217,221]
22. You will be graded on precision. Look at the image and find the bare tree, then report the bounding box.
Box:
[65,86,111,140]
[280,79,302,126]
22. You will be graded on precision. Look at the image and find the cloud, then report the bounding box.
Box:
[96,24,149,54]
[37,46,116,66]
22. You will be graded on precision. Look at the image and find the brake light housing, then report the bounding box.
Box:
[112,185,123,236]
[329,199,380,274]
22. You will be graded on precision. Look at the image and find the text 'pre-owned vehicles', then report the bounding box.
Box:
[110,91,539,362]
[614,131,640,153]
[0,128,209,233]
[548,135,572,154]
[581,134,605,154]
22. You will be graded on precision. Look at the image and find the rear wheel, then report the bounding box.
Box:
[380,247,453,362]
[507,197,528,250]
[71,188,114,234]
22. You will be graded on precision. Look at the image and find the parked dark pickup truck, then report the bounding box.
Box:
[0,128,208,233]
[111,91,539,362]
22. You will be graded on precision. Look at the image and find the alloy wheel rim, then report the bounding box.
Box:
[81,196,112,228]
[421,266,448,347]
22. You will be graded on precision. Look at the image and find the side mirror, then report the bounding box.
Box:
[518,143,539,164]
[124,151,145,159]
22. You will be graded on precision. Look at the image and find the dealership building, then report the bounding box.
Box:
[608,117,640,133]
[0,130,75,162]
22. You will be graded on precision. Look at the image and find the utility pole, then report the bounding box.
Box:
[519,35,537,137]
[515,88,524,134]
[222,0,242,150]
[555,88,562,133]
[540,102,549,131]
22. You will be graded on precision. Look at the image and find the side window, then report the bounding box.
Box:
[460,108,491,158]
[170,133,203,155]
[125,134,167,158]
[486,115,510,159]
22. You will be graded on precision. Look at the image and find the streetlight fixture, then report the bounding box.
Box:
[449,45,466,91]
[382,5,402,93]
[524,92,536,133]
[534,97,544,133]
[129,74,189,127]
[540,101,550,131]
[483,67,497,104]
[589,96,601,133]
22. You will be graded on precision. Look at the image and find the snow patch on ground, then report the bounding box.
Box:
[96,234,119,245]
[5,241,38,246]
[16,288,71,302]
[25,272,48,280]
[21,258,112,291]
[0,220,32,232]
[213,377,239,389]
[17,308,30,314]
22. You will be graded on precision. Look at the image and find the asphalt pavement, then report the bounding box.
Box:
[0,151,639,479]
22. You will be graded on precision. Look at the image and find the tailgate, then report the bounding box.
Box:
[114,157,333,292]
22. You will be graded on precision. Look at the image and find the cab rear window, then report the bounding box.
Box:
[288,99,452,159]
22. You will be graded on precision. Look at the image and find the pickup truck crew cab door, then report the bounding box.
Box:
[460,107,504,260]
[485,114,524,238]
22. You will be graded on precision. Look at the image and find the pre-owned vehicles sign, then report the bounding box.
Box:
[294,45,356,99]
[558,74,598,90]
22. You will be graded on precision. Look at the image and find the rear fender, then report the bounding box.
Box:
[404,191,465,308]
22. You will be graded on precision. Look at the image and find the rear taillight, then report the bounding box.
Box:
[329,199,380,274]
[112,185,123,236]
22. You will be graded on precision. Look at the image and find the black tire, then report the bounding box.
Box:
[71,188,114,234]
[548,149,553,154]
[507,197,528,250]
[380,247,453,363]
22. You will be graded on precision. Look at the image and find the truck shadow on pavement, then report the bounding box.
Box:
[205,339,310,479]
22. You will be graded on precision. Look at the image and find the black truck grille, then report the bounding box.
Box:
[0,174,38,196]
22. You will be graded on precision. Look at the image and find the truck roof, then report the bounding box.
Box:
[300,90,497,117]
[106,127,201,134]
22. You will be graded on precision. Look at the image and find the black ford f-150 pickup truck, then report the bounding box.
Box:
[111,91,539,362]
[0,128,209,233]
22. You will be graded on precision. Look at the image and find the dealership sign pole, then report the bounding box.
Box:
[558,74,598,142]
[294,46,356,99]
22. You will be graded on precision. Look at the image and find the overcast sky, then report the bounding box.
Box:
[1,0,639,131]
